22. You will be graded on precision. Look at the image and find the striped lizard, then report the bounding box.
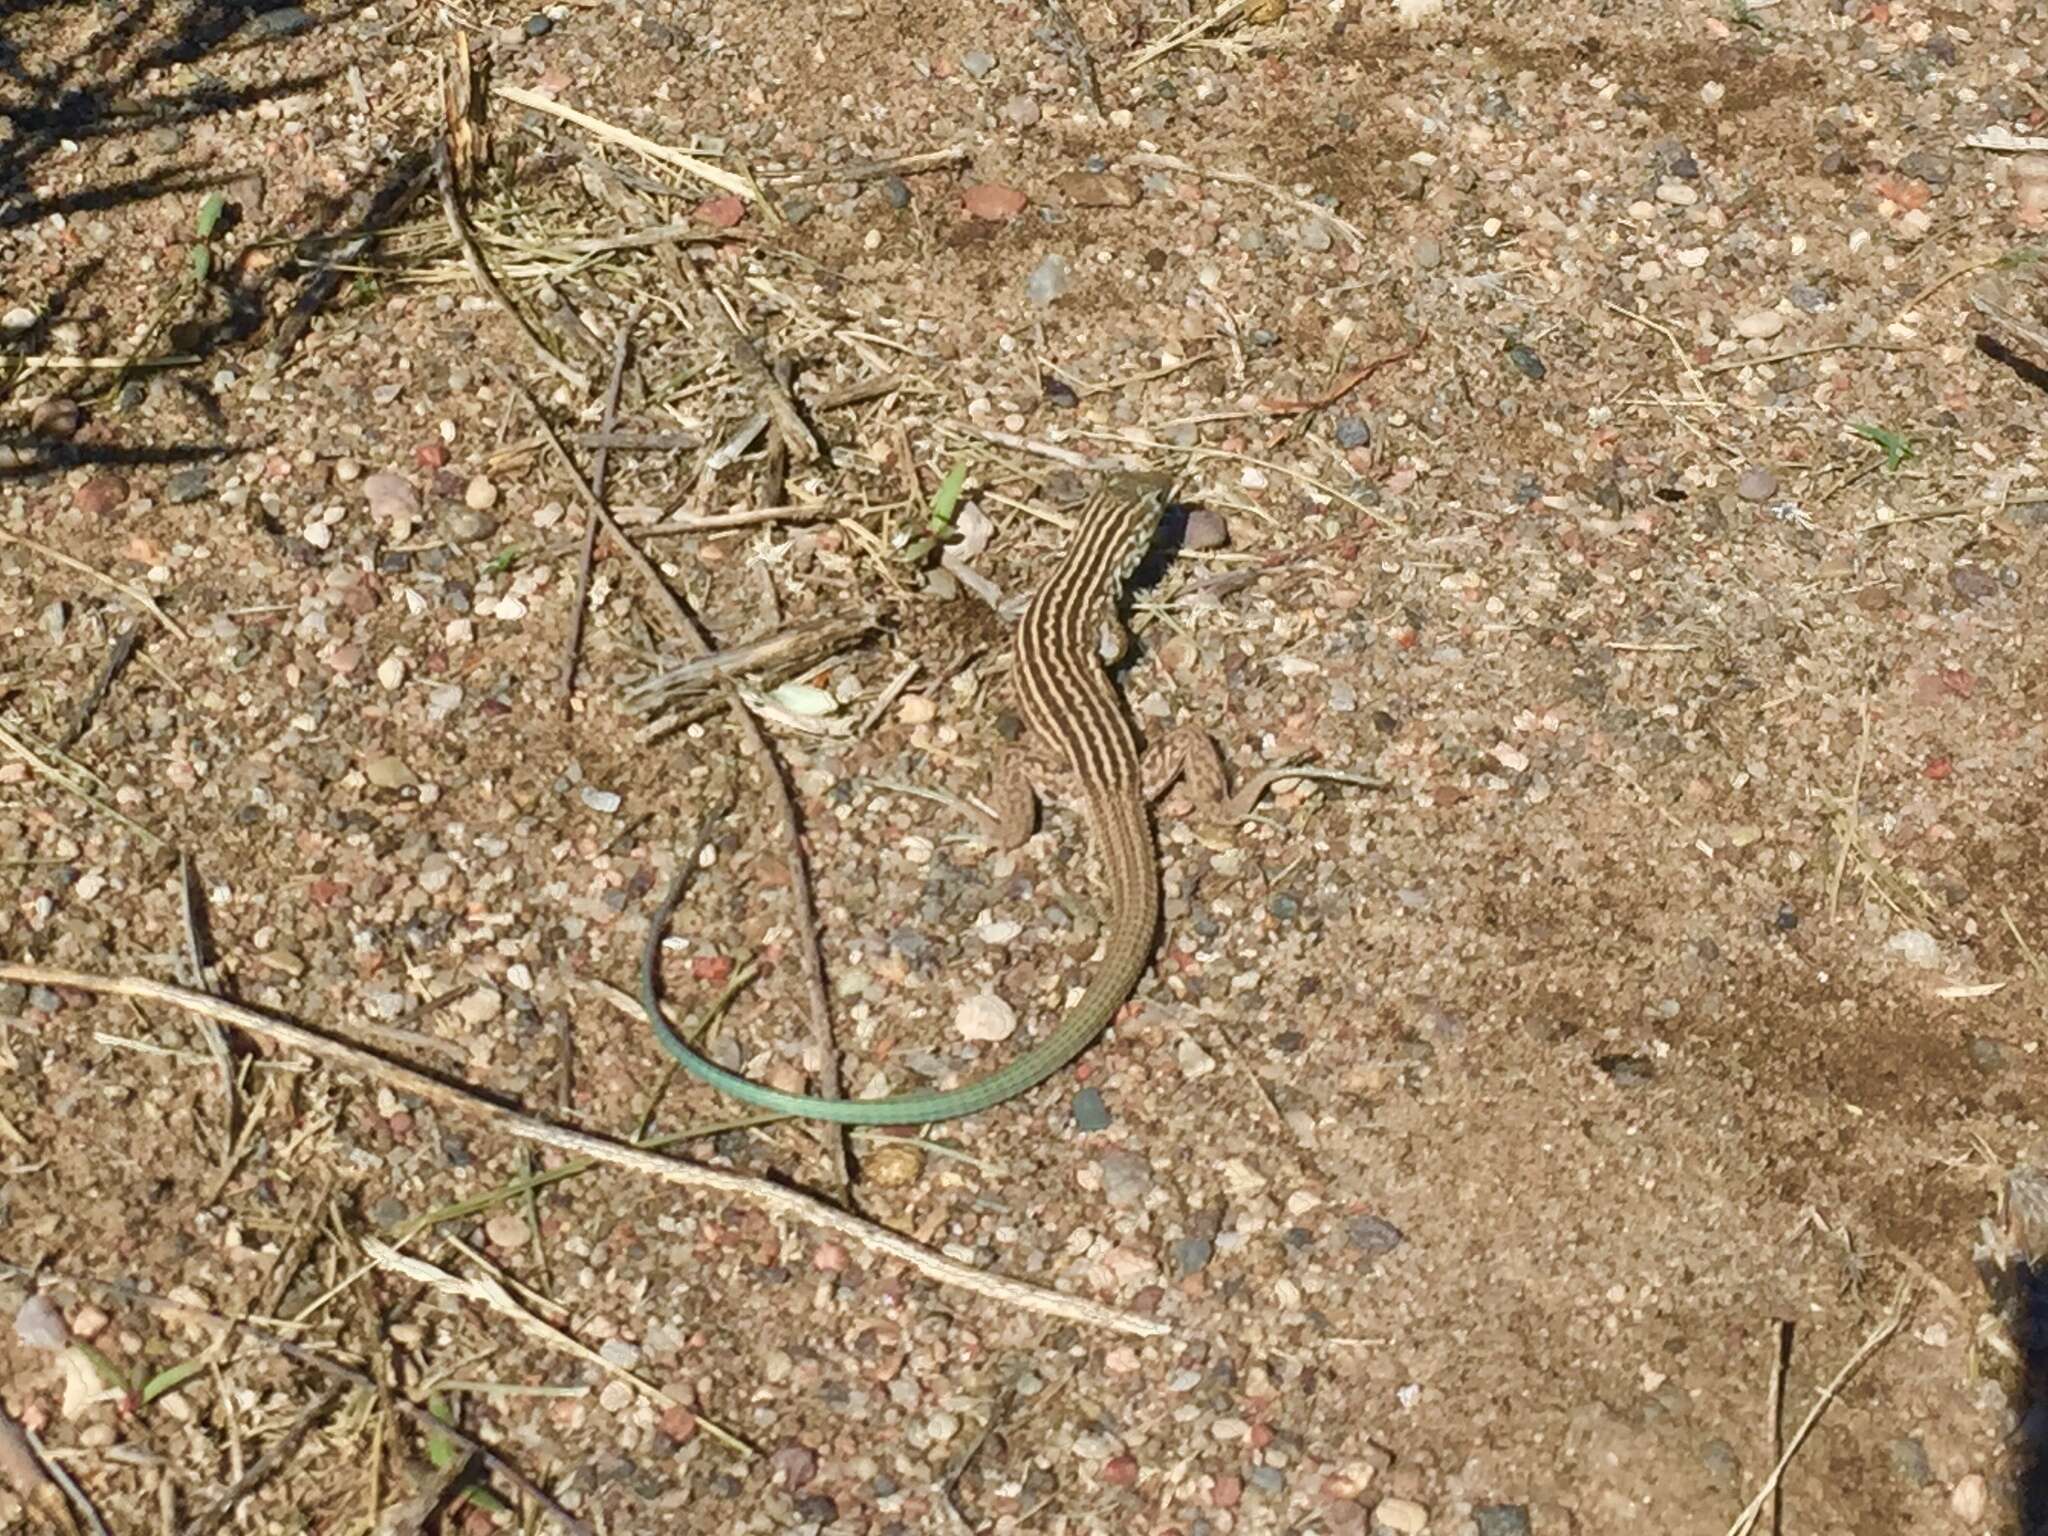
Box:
[641,474,1375,1124]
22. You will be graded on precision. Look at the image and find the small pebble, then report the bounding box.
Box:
[696,195,746,228]
[961,182,1028,220]
[598,1380,632,1413]
[1299,218,1333,253]
[862,1141,926,1188]
[598,1338,642,1370]
[1098,1150,1151,1207]
[485,1213,530,1249]
[14,1295,69,1352]
[1173,1236,1214,1275]
[1,305,37,332]
[579,786,622,815]
[1475,1506,1532,1536]
[1655,180,1698,206]
[362,471,418,521]
[1374,1495,1430,1533]
[250,5,313,35]
[364,754,417,791]
[1052,170,1139,208]
[1888,1437,1933,1488]
[1181,506,1229,550]
[1735,466,1778,502]
[961,48,996,78]
[1885,928,1941,968]
[464,475,498,510]
[1788,284,1831,314]
[74,473,129,517]
[1026,253,1070,305]
[444,506,495,543]
[164,465,211,504]
[1506,344,1545,380]
[1072,1087,1111,1131]
[1346,1215,1404,1257]
[881,175,911,209]
[1950,1473,1987,1524]
[1334,416,1372,448]
[1413,236,1441,269]
[1733,310,1785,341]
[30,398,79,437]
[523,12,551,35]
[377,655,405,691]
[956,990,1018,1042]
[1003,94,1040,128]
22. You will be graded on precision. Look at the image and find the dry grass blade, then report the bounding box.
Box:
[0,717,165,849]
[623,613,877,714]
[361,1240,754,1456]
[187,1386,345,1536]
[1122,0,1248,70]
[1126,150,1365,247]
[0,963,1171,1338]
[0,529,190,642]
[493,84,753,199]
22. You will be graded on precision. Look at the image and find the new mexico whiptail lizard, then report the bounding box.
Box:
[641,474,1375,1124]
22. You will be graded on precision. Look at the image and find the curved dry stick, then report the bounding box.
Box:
[0,964,1169,1340]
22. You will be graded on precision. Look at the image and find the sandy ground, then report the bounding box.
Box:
[3,0,2047,1531]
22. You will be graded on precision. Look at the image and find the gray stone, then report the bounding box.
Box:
[1736,465,1778,502]
[1345,1215,1403,1257]
[250,6,314,36]
[1072,1087,1110,1131]
[165,465,211,504]
[1173,1236,1214,1275]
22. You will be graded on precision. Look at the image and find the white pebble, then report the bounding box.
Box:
[1734,310,1786,341]
[598,1380,633,1413]
[1675,246,1709,269]
[1655,180,1698,206]
[333,458,361,483]
[1885,929,1942,969]
[301,521,331,549]
[1950,1473,1987,1524]
[580,786,622,815]
[1374,1496,1430,1533]
[956,990,1017,1042]
[377,655,405,691]
[465,475,498,510]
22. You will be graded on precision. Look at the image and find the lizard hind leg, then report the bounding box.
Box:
[1144,725,1385,823]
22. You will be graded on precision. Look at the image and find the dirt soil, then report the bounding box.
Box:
[4,0,2048,1531]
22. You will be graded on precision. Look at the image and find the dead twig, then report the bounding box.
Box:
[0,963,1169,1338]
[186,1386,345,1536]
[178,853,238,1163]
[502,369,850,1197]
[1034,0,1104,114]
[1723,1287,1911,1536]
[0,1402,82,1535]
[0,529,190,642]
[1258,339,1420,414]
[56,626,140,752]
[682,262,819,465]
[623,613,877,714]
[433,136,589,394]
[558,303,640,707]
[762,147,970,186]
